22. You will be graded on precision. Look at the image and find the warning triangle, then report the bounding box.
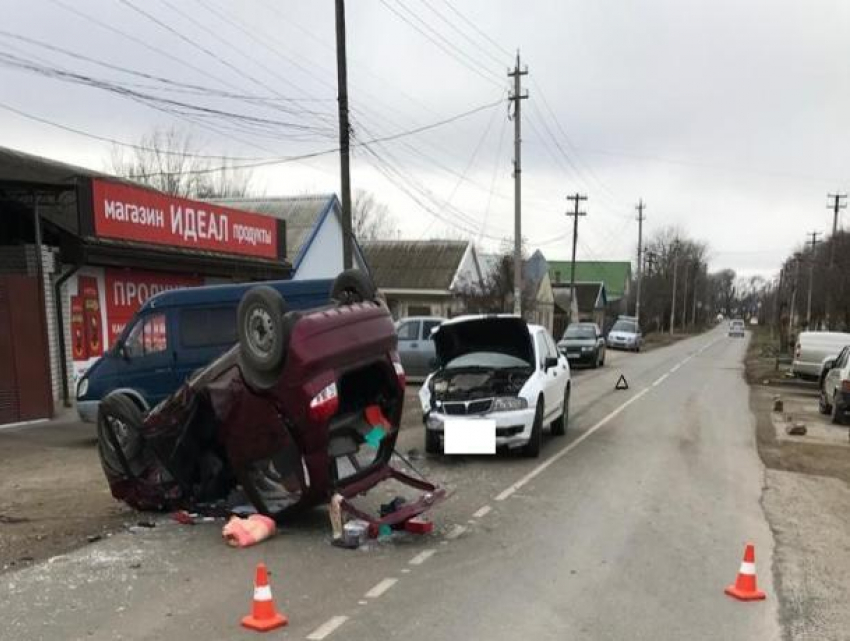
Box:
[615,374,629,390]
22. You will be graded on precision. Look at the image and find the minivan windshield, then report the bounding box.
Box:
[563,325,596,339]
[611,321,637,333]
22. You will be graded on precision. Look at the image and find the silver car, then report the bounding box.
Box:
[607,319,642,352]
[395,316,445,381]
[818,344,850,424]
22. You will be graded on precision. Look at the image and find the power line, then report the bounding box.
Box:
[438,0,514,58]
[377,0,503,87]
[417,0,510,68]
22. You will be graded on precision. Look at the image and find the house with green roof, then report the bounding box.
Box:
[548,261,632,306]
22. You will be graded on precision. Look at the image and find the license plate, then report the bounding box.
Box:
[444,418,496,455]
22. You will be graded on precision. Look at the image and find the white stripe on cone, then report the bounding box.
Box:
[254,585,273,601]
[739,561,756,575]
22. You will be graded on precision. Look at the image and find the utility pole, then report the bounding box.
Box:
[788,252,802,343]
[691,264,699,328]
[508,52,528,316]
[635,199,646,327]
[669,240,679,336]
[825,193,845,329]
[681,260,690,333]
[566,193,588,324]
[334,0,353,269]
[827,193,847,265]
[806,231,821,328]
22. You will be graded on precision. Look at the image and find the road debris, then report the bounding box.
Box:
[222,514,276,548]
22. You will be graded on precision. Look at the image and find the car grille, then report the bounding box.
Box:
[440,399,493,415]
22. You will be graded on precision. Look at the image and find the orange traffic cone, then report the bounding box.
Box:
[242,563,288,632]
[724,543,766,601]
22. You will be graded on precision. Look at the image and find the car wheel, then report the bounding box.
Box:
[425,430,442,455]
[522,399,543,458]
[819,388,832,415]
[97,394,147,479]
[591,350,599,369]
[831,392,844,425]
[237,286,291,390]
[331,269,377,305]
[600,350,605,366]
[550,387,569,436]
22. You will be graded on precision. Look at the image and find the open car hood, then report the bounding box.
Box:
[433,316,533,366]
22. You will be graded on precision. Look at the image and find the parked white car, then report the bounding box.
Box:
[792,331,850,380]
[818,345,850,424]
[728,319,746,337]
[419,315,571,458]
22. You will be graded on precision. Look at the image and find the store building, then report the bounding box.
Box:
[0,146,361,425]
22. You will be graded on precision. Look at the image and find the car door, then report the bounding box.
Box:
[535,332,561,417]
[825,348,848,400]
[544,331,569,399]
[396,319,422,377]
[172,305,238,384]
[420,319,442,375]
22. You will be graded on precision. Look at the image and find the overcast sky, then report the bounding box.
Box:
[2,0,849,277]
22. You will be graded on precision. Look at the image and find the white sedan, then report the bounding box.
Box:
[419,315,571,458]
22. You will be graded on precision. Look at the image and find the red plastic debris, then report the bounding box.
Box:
[404,516,434,535]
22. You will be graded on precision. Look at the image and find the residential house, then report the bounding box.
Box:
[552,282,608,337]
[361,240,482,319]
[548,260,632,321]
[522,250,555,333]
[208,194,368,280]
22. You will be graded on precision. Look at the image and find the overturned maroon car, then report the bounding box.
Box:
[96,270,445,534]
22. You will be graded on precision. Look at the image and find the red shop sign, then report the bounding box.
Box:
[104,268,202,345]
[91,179,279,259]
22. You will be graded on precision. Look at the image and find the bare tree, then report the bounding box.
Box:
[108,127,254,199]
[352,190,397,241]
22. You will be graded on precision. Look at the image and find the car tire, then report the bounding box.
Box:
[592,351,599,369]
[550,387,569,436]
[831,392,844,425]
[331,269,377,305]
[522,399,543,458]
[819,388,832,415]
[237,286,291,390]
[425,430,442,455]
[97,394,147,480]
[600,350,605,366]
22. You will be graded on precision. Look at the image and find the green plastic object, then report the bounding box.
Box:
[378,524,392,538]
[364,427,386,449]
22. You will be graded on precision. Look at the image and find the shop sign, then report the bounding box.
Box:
[91,179,278,259]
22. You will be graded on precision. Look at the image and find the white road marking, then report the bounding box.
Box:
[495,387,651,501]
[669,364,681,373]
[358,600,368,605]
[401,568,411,573]
[445,524,467,540]
[472,505,492,519]
[652,373,669,387]
[306,615,349,640]
[365,578,398,599]
[409,549,437,566]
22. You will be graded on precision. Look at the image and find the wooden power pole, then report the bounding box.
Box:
[335,0,353,269]
[566,193,587,324]
[508,52,528,316]
[635,199,645,327]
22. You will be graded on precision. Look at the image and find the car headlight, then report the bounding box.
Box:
[491,397,528,412]
[76,378,89,399]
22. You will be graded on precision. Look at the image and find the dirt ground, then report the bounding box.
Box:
[746,327,850,640]
[0,418,135,573]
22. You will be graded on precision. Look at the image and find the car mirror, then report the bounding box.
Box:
[544,356,559,370]
[824,359,835,370]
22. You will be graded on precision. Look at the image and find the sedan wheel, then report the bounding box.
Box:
[831,392,844,425]
[522,399,543,457]
[550,387,569,436]
[819,389,832,415]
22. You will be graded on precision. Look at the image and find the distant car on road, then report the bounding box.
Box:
[792,331,850,380]
[419,315,571,458]
[607,319,642,352]
[728,319,746,337]
[395,316,445,381]
[818,345,850,424]
[557,322,605,368]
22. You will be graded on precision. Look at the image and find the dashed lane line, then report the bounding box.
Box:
[306,616,350,640]
[472,505,492,519]
[365,578,398,599]
[409,549,437,566]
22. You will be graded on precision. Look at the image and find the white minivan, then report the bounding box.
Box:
[792,331,850,380]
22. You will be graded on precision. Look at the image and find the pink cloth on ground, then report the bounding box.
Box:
[222,514,276,548]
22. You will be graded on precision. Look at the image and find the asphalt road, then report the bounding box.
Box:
[0,328,781,640]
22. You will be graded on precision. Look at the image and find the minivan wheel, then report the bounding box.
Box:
[331,269,377,305]
[522,399,543,458]
[237,286,290,389]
